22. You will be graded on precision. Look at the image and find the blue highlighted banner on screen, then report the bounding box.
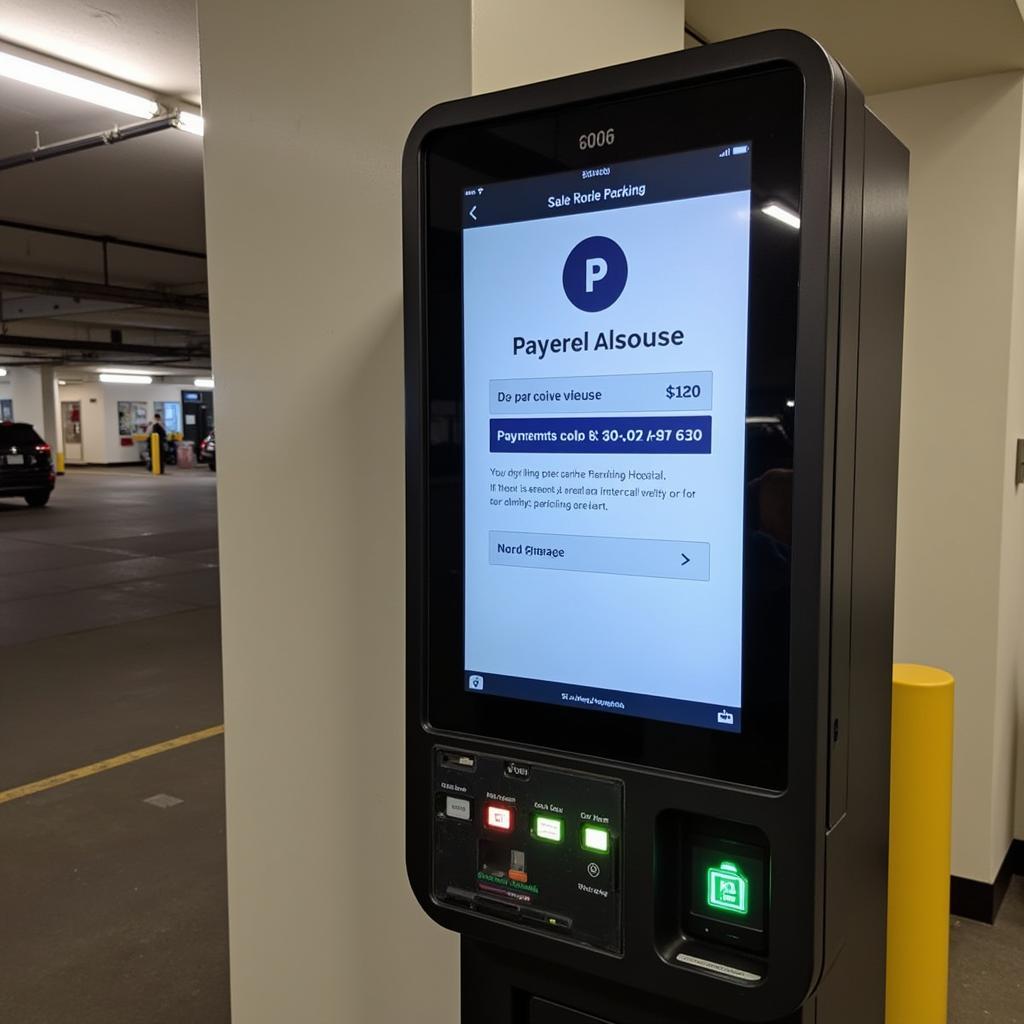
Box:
[490,416,712,454]
[489,531,711,582]
[489,371,713,415]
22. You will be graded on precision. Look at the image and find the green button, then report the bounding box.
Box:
[581,825,610,854]
[533,814,563,843]
[706,861,749,915]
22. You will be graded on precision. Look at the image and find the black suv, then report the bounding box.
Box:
[0,422,56,507]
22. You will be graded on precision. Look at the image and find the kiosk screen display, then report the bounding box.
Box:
[463,145,752,733]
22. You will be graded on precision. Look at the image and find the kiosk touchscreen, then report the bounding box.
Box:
[405,31,908,1024]
[464,145,749,736]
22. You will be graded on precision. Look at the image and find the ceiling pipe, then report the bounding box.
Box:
[0,333,210,359]
[0,355,64,367]
[0,113,180,173]
[0,217,205,261]
[0,271,208,313]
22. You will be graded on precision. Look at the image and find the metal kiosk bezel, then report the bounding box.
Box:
[405,29,906,1024]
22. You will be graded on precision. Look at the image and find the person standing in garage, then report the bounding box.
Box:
[150,413,168,474]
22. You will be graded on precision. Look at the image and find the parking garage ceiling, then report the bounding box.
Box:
[0,0,206,372]
[0,0,200,101]
[686,0,1024,94]
[2,0,1022,375]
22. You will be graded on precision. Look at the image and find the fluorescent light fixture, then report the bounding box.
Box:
[58,379,67,386]
[194,377,215,388]
[100,372,152,385]
[97,366,162,375]
[175,111,205,136]
[762,203,801,230]
[786,399,796,408]
[0,49,159,120]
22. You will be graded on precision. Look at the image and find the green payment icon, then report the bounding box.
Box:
[707,861,749,915]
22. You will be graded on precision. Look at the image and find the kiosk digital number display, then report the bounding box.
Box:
[463,145,752,735]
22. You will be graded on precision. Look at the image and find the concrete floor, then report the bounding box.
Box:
[950,878,1024,1023]
[0,466,1021,1022]
[0,467,229,1023]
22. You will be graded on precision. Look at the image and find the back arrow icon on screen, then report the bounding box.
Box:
[469,205,478,220]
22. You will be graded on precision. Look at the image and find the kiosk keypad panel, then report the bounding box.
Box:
[434,749,623,953]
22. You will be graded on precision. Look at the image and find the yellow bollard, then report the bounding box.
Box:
[886,664,955,1024]
[55,451,65,475]
[150,432,161,476]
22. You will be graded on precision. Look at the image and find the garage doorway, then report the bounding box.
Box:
[61,401,83,463]
[182,389,215,448]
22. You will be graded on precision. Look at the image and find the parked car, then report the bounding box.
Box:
[198,430,216,471]
[0,422,55,507]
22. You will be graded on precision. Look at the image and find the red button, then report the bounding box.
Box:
[485,804,514,831]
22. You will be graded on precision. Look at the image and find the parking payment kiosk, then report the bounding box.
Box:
[404,31,908,1024]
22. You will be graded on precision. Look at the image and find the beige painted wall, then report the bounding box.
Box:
[199,0,688,1017]
[55,384,106,464]
[472,0,685,93]
[870,73,1024,882]
[58,384,112,464]
[197,2,470,1020]
[57,382,189,464]
[1005,95,1024,844]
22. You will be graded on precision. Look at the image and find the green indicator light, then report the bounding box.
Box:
[707,861,749,915]
[581,825,610,854]
[533,814,563,843]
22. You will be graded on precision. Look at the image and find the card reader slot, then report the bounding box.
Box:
[530,998,618,1024]
[439,750,477,772]
[472,895,520,922]
[444,887,572,933]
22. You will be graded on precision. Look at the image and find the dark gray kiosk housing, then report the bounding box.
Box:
[404,31,908,1024]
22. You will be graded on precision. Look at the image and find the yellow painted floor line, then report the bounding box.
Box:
[0,724,225,806]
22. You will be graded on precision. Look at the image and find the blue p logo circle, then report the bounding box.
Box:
[562,236,628,312]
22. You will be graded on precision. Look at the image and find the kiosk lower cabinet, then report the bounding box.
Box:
[404,30,908,1024]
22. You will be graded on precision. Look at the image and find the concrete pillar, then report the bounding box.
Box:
[870,73,1024,884]
[5,368,45,432]
[197,3,470,1021]
[39,367,62,458]
[0,369,11,420]
[199,1,687,1019]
